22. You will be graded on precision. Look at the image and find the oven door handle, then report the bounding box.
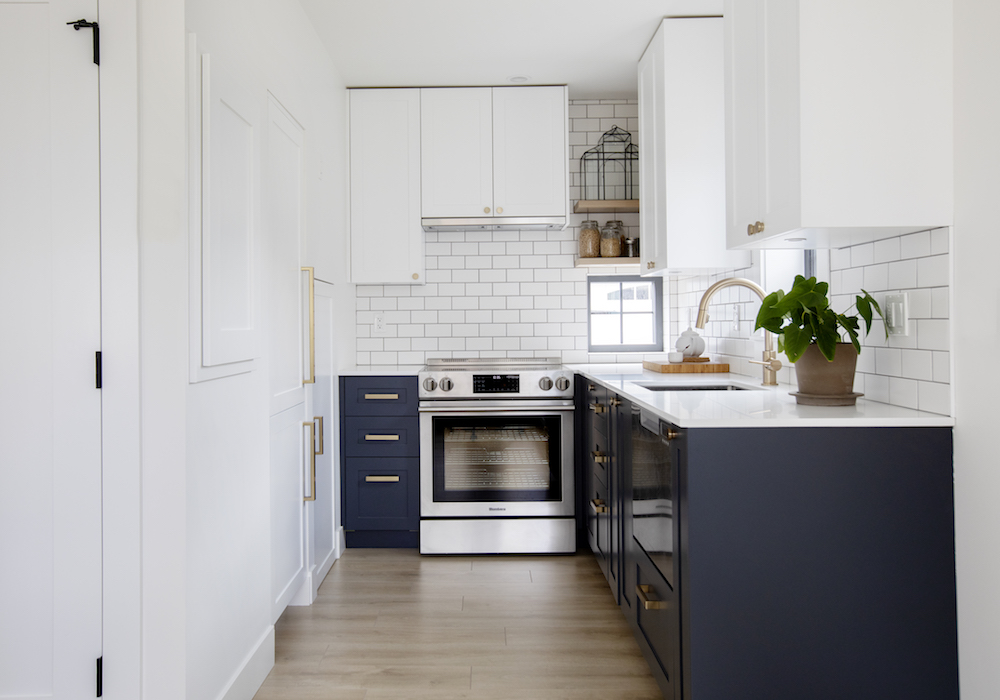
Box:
[419,400,574,413]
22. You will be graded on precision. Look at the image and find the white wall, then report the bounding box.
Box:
[182,0,351,698]
[953,2,1000,697]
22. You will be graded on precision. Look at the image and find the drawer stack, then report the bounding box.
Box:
[340,376,420,547]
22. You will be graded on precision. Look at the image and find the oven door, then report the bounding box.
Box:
[419,400,575,518]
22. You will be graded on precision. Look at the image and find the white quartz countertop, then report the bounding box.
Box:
[568,363,954,428]
[338,364,424,376]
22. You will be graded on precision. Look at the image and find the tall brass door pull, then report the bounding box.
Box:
[301,266,315,384]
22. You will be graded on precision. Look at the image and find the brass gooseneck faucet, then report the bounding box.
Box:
[695,278,781,386]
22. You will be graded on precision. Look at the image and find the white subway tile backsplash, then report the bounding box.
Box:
[931,228,949,255]
[900,230,932,259]
[887,260,917,290]
[889,377,919,409]
[908,288,932,318]
[933,351,950,383]
[873,237,901,263]
[851,243,875,267]
[918,381,951,415]
[917,255,949,288]
[932,287,949,318]
[917,319,950,351]
[901,349,934,381]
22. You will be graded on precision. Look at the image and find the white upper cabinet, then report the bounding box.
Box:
[492,86,567,218]
[420,88,493,218]
[724,0,953,249]
[349,88,424,285]
[638,17,750,274]
[421,86,568,223]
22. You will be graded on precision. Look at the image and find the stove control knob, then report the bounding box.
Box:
[555,376,571,391]
[539,377,554,391]
[423,378,437,392]
[439,377,454,392]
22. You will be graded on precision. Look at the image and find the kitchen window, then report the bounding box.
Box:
[587,275,664,353]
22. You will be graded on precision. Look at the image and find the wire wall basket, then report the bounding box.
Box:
[580,125,638,201]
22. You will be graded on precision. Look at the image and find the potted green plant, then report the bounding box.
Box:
[755,275,885,405]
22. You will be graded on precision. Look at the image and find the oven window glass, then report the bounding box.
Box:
[432,415,561,502]
[631,410,674,588]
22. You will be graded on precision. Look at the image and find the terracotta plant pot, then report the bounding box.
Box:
[793,343,861,406]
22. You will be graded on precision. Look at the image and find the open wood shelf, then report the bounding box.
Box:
[575,257,641,269]
[573,199,640,214]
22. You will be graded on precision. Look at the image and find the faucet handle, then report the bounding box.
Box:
[749,358,782,372]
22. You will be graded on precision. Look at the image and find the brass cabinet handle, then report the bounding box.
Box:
[364,393,399,400]
[589,402,606,414]
[590,498,608,514]
[365,475,400,483]
[591,451,609,464]
[747,220,765,236]
[301,267,315,384]
[365,434,400,441]
[313,416,324,455]
[609,397,622,407]
[302,421,317,502]
[588,384,596,391]
[664,428,680,441]
[636,584,667,610]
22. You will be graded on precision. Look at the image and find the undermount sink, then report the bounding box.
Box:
[635,383,756,392]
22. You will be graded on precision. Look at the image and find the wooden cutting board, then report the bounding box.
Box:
[643,360,730,374]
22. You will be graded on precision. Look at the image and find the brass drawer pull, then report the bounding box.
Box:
[636,584,668,610]
[365,475,400,483]
[364,393,399,400]
[589,402,606,414]
[302,421,316,502]
[591,451,608,464]
[590,498,608,514]
[365,434,400,441]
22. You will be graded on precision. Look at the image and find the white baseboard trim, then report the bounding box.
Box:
[217,626,275,700]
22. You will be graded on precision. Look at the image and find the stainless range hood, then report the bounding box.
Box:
[421,215,567,231]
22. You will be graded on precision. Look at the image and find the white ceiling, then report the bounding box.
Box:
[297,0,723,100]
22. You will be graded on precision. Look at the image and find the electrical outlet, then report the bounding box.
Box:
[885,293,909,336]
[373,313,389,337]
[732,305,741,334]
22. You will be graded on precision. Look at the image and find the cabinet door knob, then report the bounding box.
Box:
[590,498,609,514]
[647,261,654,270]
[496,206,503,214]
[748,221,765,235]
[484,206,491,214]
[591,451,609,464]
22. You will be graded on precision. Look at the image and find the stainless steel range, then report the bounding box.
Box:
[418,358,575,554]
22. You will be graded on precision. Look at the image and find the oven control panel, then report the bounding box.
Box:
[419,366,574,400]
[473,374,519,394]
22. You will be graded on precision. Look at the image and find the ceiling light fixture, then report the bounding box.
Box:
[785,237,807,242]
[507,75,531,83]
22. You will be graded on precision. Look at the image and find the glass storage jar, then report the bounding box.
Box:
[579,220,600,258]
[600,220,624,258]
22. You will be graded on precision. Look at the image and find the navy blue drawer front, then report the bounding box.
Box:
[344,416,419,457]
[344,458,419,531]
[342,376,418,416]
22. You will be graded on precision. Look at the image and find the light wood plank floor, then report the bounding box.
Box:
[253,548,663,700]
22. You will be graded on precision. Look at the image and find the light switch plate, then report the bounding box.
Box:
[885,293,908,336]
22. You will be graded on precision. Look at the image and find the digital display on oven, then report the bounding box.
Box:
[473,374,519,393]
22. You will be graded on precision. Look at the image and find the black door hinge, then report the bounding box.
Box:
[67,19,100,65]
[95,351,102,389]
[96,656,102,697]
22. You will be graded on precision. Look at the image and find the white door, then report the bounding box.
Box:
[492,86,567,218]
[0,1,102,698]
[310,280,340,593]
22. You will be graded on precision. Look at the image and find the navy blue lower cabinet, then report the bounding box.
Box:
[340,376,420,548]
[677,426,958,700]
[344,458,419,531]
